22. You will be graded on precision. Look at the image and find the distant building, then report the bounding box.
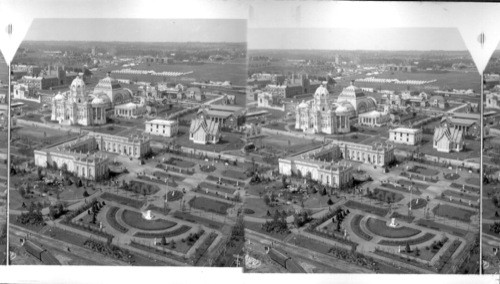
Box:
[295,84,353,135]
[358,110,390,127]
[433,126,464,153]
[265,74,322,99]
[486,92,500,109]
[336,81,377,115]
[429,95,449,109]
[51,75,106,126]
[21,65,79,90]
[145,119,178,137]
[189,115,221,144]
[114,100,147,119]
[13,83,41,103]
[34,132,151,180]
[440,116,480,138]
[185,87,205,101]
[386,64,417,72]
[279,153,354,188]
[257,92,284,111]
[389,127,422,145]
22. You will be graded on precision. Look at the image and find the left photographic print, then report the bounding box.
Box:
[0,52,8,265]
[8,18,247,266]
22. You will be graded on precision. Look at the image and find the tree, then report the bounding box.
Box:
[405,243,411,253]
[281,175,287,188]
[263,195,271,206]
[496,211,499,218]
[18,187,26,198]
[327,198,334,206]
[37,167,43,180]
[161,236,167,245]
[77,179,83,187]
[321,187,327,196]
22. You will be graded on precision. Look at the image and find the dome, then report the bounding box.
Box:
[95,73,122,90]
[334,102,355,115]
[339,81,364,98]
[298,100,309,108]
[70,75,86,90]
[314,84,329,97]
[53,92,65,100]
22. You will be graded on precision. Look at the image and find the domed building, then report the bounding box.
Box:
[51,74,107,126]
[295,83,354,134]
[92,72,133,106]
[336,81,377,115]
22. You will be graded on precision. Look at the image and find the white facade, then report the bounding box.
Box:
[358,110,390,127]
[145,119,178,137]
[389,128,423,145]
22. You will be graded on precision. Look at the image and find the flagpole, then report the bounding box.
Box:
[480,71,484,274]
[6,61,11,265]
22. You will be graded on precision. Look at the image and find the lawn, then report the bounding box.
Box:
[206,175,244,187]
[244,220,290,241]
[172,211,224,230]
[442,190,478,202]
[450,182,479,194]
[244,197,294,218]
[188,196,233,215]
[221,169,248,181]
[465,177,480,186]
[343,200,389,217]
[125,180,161,195]
[416,219,468,237]
[366,188,404,204]
[407,198,428,210]
[152,170,186,182]
[120,209,177,231]
[443,173,460,181]
[133,225,192,239]
[198,181,236,195]
[408,166,439,176]
[378,232,436,246]
[100,192,144,209]
[60,186,98,201]
[105,206,129,233]
[9,189,51,211]
[365,218,421,239]
[164,157,195,168]
[137,175,179,188]
[381,182,422,196]
[397,179,429,190]
[350,215,373,241]
[432,204,476,222]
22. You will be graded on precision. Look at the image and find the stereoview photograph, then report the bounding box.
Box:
[8,18,247,267]
[243,27,481,274]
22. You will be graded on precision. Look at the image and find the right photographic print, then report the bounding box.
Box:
[243,27,481,274]
[481,45,500,274]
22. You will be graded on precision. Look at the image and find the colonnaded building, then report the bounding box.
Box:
[295,82,377,135]
[279,140,394,187]
[51,73,134,126]
[34,132,151,180]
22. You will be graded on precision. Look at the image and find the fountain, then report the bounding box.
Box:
[142,210,155,220]
[388,217,399,228]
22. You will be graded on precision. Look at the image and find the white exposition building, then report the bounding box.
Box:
[295,82,378,135]
[51,74,134,126]
[145,119,179,137]
[389,127,423,145]
[279,141,394,187]
[295,84,353,134]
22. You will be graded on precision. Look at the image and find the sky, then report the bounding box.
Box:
[248,28,468,51]
[24,18,247,42]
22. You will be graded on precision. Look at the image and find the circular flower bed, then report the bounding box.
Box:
[443,173,460,181]
[243,208,255,215]
[200,164,216,173]
[121,209,177,231]
[365,217,421,239]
